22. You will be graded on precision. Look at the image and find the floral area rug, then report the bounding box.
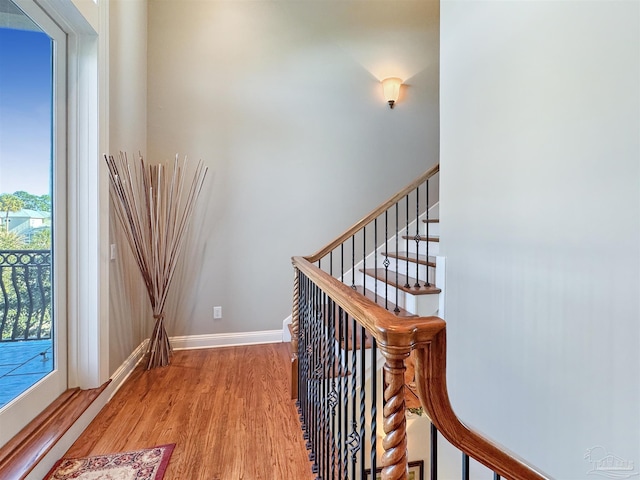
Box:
[44,444,175,480]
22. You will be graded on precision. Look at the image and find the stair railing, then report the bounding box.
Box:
[303,163,440,314]
[291,163,550,479]
[292,256,550,480]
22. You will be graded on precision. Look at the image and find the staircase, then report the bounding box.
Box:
[284,165,442,334]
[288,164,549,480]
[285,166,442,408]
[358,201,441,318]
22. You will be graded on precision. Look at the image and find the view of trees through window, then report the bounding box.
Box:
[0,3,54,408]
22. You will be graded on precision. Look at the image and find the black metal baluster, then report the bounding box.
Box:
[342,309,349,478]
[351,235,356,289]
[374,218,378,303]
[313,285,322,474]
[462,453,470,480]
[316,285,323,476]
[24,266,34,337]
[330,251,333,277]
[11,267,21,339]
[349,316,358,480]
[299,275,309,446]
[362,227,366,298]
[341,244,344,284]
[494,473,501,480]
[337,307,344,478]
[310,283,318,474]
[320,294,328,480]
[306,280,314,463]
[305,276,312,435]
[414,186,421,288]
[384,211,389,310]
[36,264,46,338]
[316,286,323,476]
[322,298,329,480]
[296,274,303,416]
[430,422,438,480]
[328,300,337,480]
[358,323,366,479]
[404,195,410,288]
[0,257,8,337]
[394,202,400,313]
[425,178,431,287]
[370,338,378,477]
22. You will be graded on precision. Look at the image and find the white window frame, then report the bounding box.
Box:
[0,1,68,445]
[0,0,109,447]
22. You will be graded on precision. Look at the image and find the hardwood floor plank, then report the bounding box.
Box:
[64,343,313,479]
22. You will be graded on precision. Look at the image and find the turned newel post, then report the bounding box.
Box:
[380,347,410,480]
[292,268,300,354]
[291,267,300,400]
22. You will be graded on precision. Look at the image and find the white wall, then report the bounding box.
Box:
[107,0,149,373]
[440,1,639,478]
[147,0,439,337]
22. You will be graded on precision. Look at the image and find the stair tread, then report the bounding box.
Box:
[354,286,417,318]
[360,268,441,295]
[422,218,439,223]
[382,252,436,267]
[402,235,439,242]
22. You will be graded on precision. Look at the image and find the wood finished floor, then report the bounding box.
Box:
[65,343,314,479]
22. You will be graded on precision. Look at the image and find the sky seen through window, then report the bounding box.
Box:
[0,27,52,197]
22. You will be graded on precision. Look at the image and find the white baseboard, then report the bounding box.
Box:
[170,330,283,350]
[107,339,148,401]
[282,315,292,342]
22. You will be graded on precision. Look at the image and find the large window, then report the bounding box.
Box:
[0,0,67,445]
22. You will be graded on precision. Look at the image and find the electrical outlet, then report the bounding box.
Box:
[213,306,222,319]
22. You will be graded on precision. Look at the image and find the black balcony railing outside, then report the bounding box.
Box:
[0,250,52,342]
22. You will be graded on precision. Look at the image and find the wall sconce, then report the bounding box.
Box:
[381,77,402,109]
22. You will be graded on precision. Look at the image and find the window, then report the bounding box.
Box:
[0,0,67,445]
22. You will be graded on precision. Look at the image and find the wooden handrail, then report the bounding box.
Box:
[293,254,551,480]
[305,163,439,263]
[415,333,552,480]
[293,256,444,351]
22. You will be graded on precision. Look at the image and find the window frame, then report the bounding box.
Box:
[0,1,68,445]
[0,0,109,448]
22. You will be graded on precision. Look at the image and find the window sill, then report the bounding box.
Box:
[0,382,109,479]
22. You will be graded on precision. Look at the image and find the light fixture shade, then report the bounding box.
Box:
[381,77,402,108]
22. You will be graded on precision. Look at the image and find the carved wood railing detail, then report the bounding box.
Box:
[290,268,300,399]
[291,268,300,354]
[381,350,410,480]
[292,255,549,480]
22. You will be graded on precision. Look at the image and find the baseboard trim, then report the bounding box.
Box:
[107,339,148,401]
[170,330,283,350]
[282,315,292,342]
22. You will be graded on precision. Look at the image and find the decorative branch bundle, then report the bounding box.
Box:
[106,152,208,369]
